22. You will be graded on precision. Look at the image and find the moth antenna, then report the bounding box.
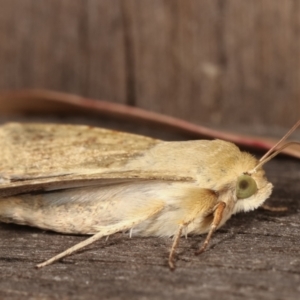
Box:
[259,120,300,161]
[254,142,300,170]
[259,119,300,163]
[248,120,300,174]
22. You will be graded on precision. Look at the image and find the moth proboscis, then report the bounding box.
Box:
[0,121,299,269]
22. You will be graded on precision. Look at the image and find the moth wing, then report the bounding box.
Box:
[0,183,166,234]
[34,185,219,268]
[34,188,166,268]
[0,123,195,196]
[0,122,159,177]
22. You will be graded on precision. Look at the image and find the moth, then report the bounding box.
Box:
[0,122,298,269]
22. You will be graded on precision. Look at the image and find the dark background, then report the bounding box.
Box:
[0,1,299,299]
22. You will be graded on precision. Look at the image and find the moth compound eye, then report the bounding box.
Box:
[236,175,258,199]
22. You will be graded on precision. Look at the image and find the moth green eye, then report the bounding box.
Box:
[236,175,258,199]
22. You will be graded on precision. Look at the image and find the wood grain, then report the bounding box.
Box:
[1,0,300,128]
[0,0,127,103]
[1,1,300,128]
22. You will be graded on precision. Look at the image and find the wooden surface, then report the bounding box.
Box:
[0,116,299,300]
[0,0,300,128]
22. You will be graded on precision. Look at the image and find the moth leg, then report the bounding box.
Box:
[129,228,133,238]
[36,203,164,268]
[195,201,226,255]
[183,226,188,239]
[169,188,219,269]
[168,224,184,270]
[260,204,287,212]
[36,224,132,268]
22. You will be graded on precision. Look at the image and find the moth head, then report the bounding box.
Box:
[233,169,272,214]
[234,119,300,214]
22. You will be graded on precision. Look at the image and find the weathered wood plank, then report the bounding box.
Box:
[221,0,300,126]
[86,0,127,102]
[128,0,300,127]
[0,0,300,126]
[128,0,223,123]
[0,0,127,103]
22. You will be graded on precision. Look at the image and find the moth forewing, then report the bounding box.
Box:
[1,121,296,269]
[0,123,159,190]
